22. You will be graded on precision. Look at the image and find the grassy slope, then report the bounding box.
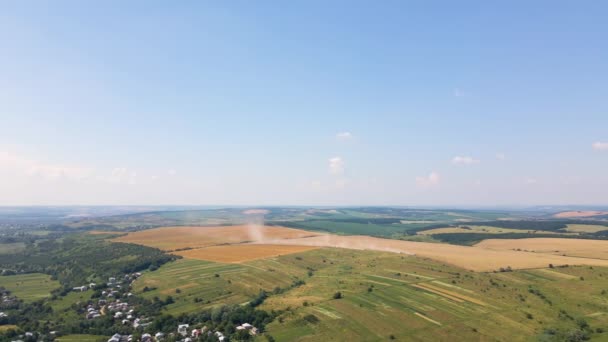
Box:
[0,273,60,302]
[56,334,108,342]
[136,248,608,341]
[0,243,25,255]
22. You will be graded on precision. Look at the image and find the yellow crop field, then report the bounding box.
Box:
[174,244,319,263]
[563,224,608,233]
[475,238,608,260]
[259,235,608,271]
[112,225,320,251]
[418,225,570,235]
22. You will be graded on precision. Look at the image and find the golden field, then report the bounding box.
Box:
[417,225,571,235]
[115,225,608,271]
[475,237,608,260]
[257,234,608,271]
[112,225,320,251]
[553,210,608,218]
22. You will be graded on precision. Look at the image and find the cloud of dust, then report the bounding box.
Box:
[244,210,267,242]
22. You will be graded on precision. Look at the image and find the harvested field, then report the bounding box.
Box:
[563,224,608,233]
[174,244,319,263]
[418,225,569,235]
[89,230,122,235]
[475,238,608,260]
[554,211,608,218]
[113,225,320,251]
[256,235,608,271]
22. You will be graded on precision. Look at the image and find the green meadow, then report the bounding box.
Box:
[135,248,608,341]
[0,273,60,302]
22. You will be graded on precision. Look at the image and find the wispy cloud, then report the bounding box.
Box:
[453,88,466,97]
[452,156,480,165]
[0,150,91,181]
[592,142,608,151]
[105,167,137,185]
[328,157,344,175]
[416,172,440,187]
[496,153,506,160]
[525,178,538,185]
[336,132,353,141]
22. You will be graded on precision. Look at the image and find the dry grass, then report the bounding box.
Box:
[112,225,320,251]
[475,238,608,260]
[257,235,608,271]
[174,244,319,263]
[563,224,608,233]
[89,230,122,235]
[418,225,571,235]
[554,211,608,218]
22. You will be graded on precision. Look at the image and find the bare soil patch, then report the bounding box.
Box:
[554,211,608,218]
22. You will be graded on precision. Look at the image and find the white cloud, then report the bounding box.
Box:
[452,156,480,165]
[525,178,538,185]
[496,153,506,160]
[592,142,608,151]
[453,88,466,97]
[328,157,344,175]
[336,132,353,141]
[416,172,440,187]
[168,169,177,176]
[0,150,91,181]
[106,168,137,185]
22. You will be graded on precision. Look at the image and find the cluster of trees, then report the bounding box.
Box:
[146,305,278,341]
[0,235,177,289]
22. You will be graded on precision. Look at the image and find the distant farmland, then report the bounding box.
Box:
[115,225,608,272]
[113,224,320,251]
[475,237,608,260]
[260,234,608,271]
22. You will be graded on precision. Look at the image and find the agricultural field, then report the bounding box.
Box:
[174,244,319,263]
[475,238,608,260]
[56,334,108,342]
[563,224,608,233]
[133,257,311,315]
[418,225,571,236]
[262,234,608,271]
[113,225,319,251]
[138,247,608,341]
[0,273,60,302]
[554,211,608,218]
[0,242,25,255]
[116,224,608,271]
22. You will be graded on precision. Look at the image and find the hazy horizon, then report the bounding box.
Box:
[2,1,607,206]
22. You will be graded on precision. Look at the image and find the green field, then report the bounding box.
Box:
[0,273,60,302]
[137,248,608,341]
[0,242,25,255]
[133,257,310,315]
[56,334,108,342]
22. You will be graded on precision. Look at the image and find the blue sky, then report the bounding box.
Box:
[1,1,607,206]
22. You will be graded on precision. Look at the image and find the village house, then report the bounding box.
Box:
[72,285,88,292]
[177,324,189,337]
